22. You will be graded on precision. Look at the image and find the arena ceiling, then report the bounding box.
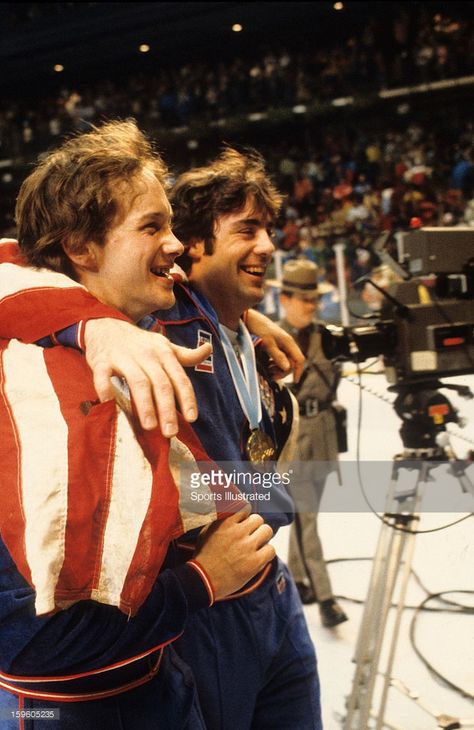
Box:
[1,1,471,93]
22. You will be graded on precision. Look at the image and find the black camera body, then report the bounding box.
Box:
[322,228,474,386]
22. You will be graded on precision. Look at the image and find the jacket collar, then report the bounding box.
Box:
[147,281,220,331]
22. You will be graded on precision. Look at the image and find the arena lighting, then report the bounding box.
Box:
[247,112,267,122]
[139,44,150,53]
[397,103,410,114]
[53,64,64,73]
[232,23,243,32]
[332,96,354,106]
[292,105,307,114]
[379,74,474,98]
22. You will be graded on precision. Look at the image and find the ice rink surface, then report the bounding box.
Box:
[273,368,474,730]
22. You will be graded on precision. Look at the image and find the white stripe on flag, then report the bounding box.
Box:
[93,408,154,606]
[2,340,69,615]
[0,263,85,301]
[169,436,218,532]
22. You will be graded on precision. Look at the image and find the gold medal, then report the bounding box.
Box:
[245,429,276,466]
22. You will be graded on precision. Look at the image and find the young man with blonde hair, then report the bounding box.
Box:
[0,128,321,729]
[0,121,277,729]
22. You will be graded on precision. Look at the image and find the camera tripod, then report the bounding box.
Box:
[343,382,474,730]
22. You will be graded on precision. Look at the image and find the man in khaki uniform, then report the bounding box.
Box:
[279,259,348,628]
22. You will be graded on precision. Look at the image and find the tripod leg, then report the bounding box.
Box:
[374,463,431,728]
[345,514,409,728]
[344,462,424,730]
[374,512,419,729]
[345,465,403,728]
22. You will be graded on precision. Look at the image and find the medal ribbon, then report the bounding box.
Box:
[218,322,262,430]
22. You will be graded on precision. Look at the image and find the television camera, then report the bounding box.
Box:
[323,227,474,386]
[335,228,474,729]
[324,228,474,450]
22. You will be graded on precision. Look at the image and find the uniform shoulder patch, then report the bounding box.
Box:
[194,329,214,373]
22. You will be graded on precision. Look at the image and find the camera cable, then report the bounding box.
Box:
[323,556,474,700]
[409,590,474,701]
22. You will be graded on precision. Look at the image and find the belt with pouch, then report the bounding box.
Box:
[298,398,332,418]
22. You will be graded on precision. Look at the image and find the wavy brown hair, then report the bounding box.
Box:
[170,147,282,273]
[15,120,168,278]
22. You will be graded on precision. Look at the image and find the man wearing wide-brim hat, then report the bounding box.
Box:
[278,259,348,628]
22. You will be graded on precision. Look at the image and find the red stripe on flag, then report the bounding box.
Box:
[121,426,178,613]
[0,288,131,344]
[43,347,117,605]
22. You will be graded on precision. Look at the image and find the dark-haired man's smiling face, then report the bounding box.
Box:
[189,199,275,330]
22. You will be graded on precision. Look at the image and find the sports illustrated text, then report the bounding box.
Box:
[176,460,474,512]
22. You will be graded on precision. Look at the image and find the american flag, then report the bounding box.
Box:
[0,241,239,617]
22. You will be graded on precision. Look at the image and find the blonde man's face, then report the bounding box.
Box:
[82,169,183,321]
